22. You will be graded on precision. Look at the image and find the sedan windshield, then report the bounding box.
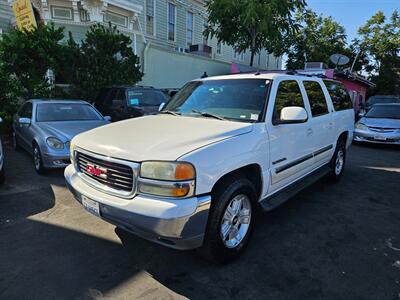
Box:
[366,105,400,119]
[367,96,400,105]
[163,79,270,122]
[36,103,102,122]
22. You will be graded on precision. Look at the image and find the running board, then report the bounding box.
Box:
[260,165,330,211]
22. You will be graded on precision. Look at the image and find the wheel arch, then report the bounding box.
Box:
[211,163,263,202]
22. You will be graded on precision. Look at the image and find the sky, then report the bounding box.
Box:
[307,0,400,42]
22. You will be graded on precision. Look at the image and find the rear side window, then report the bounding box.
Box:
[19,102,33,118]
[324,80,353,111]
[273,80,305,122]
[303,81,329,117]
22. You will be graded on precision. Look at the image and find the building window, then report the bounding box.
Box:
[216,42,222,55]
[79,9,90,22]
[168,3,176,41]
[104,11,128,28]
[203,19,208,45]
[186,11,194,47]
[51,6,73,20]
[146,0,155,35]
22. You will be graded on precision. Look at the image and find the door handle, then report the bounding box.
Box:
[307,128,313,136]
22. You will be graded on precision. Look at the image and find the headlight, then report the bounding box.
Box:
[140,161,195,181]
[138,162,196,197]
[69,140,76,164]
[355,123,368,130]
[46,137,64,150]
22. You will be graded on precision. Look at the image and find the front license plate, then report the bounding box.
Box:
[374,135,387,141]
[82,195,100,217]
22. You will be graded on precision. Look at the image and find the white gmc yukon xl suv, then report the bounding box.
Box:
[65,73,354,262]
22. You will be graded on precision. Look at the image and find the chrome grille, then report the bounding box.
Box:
[75,150,138,197]
[369,126,396,133]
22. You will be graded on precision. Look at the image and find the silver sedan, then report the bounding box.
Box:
[12,99,110,174]
[354,103,400,145]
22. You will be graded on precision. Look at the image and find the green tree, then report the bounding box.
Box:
[355,10,400,94]
[205,0,306,66]
[0,23,65,99]
[65,23,143,101]
[286,9,363,70]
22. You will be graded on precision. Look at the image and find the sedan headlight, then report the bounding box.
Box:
[355,123,368,130]
[138,162,196,197]
[46,137,64,150]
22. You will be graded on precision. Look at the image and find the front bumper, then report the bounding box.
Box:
[42,149,70,169]
[64,164,211,250]
[354,129,400,145]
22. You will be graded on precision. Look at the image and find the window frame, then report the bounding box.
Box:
[145,0,155,36]
[51,6,73,21]
[104,11,128,28]
[272,79,308,126]
[302,80,330,118]
[186,11,194,48]
[167,2,176,42]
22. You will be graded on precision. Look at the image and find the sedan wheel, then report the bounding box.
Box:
[33,144,45,174]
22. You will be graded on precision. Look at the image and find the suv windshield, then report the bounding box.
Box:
[127,89,166,107]
[36,103,102,122]
[366,105,400,119]
[163,79,270,122]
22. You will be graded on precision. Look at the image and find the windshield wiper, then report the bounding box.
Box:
[191,109,226,121]
[159,110,181,116]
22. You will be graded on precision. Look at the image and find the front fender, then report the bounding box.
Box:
[179,125,270,197]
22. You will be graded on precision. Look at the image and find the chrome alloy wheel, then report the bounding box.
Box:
[335,149,344,175]
[33,147,41,170]
[220,194,252,249]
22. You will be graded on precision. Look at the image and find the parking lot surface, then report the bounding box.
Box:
[0,141,399,300]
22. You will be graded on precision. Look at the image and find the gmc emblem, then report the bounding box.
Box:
[86,164,108,179]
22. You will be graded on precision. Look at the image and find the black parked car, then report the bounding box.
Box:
[94,86,168,122]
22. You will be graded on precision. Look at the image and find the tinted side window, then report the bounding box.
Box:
[19,102,33,118]
[303,81,329,117]
[104,88,118,108]
[273,80,305,122]
[323,80,353,111]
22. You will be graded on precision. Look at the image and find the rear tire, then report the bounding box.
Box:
[200,177,257,263]
[329,139,346,181]
[33,143,46,174]
[0,165,5,184]
[12,131,21,151]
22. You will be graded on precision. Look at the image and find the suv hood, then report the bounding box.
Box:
[73,115,253,161]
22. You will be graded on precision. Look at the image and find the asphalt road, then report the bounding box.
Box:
[0,140,399,300]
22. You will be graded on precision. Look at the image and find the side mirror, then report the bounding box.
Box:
[104,116,112,122]
[159,102,166,111]
[358,111,365,117]
[19,117,31,126]
[276,106,308,124]
[111,99,124,109]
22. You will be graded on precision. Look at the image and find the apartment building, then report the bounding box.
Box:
[1,0,282,88]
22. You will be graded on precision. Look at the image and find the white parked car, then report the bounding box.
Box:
[65,73,354,262]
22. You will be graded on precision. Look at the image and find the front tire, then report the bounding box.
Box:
[200,177,257,263]
[33,143,46,174]
[329,139,346,181]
